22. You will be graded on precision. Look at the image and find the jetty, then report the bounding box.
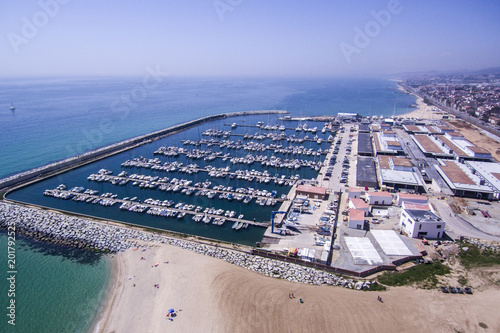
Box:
[0,110,288,193]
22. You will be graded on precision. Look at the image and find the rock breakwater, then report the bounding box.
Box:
[0,202,374,289]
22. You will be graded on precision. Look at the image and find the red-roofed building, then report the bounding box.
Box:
[296,185,327,200]
[365,191,393,205]
[348,187,364,199]
[402,201,433,212]
[349,209,366,229]
[397,193,428,206]
[349,198,369,215]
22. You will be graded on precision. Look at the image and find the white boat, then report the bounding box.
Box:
[10,103,15,111]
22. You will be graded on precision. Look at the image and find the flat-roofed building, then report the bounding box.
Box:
[358,124,370,133]
[464,161,500,200]
[400,209,445,239]
[444,131,465,141]
[435,160,496,199]
[412,134,454,159]
[356,157,378,188]
[365,191,393,205]
[358,132,374,156]
[373,131,404,156]
[436,135,492,162]
[296,185,327,200]
[377,156,424,191]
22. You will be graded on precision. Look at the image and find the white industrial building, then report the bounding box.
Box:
[400,209,445,239]
[365,191,393,205]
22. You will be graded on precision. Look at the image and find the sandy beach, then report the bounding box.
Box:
[397,83,445,120]
[96,243,500,333]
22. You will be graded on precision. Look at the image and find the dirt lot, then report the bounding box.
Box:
[446,120,500,161]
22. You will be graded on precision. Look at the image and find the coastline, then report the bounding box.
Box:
[90,254,120,333]
[94,242,500,333]
[397,83,446,120]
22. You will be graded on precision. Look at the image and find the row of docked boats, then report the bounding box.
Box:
[86,171,285,205]
[44,186,253,229]
[120,158,300,184]
[157,141,328,156]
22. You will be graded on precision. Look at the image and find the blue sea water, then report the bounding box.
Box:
[0,77,415,332]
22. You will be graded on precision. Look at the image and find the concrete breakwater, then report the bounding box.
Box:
[0,110,287,192]
[0,202,374,289]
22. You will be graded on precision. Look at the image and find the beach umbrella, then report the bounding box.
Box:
[168,309,175,314]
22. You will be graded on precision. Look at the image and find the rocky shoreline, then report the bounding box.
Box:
[0,202,375,290]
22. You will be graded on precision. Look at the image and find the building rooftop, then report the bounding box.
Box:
[296,185,327,195]
[413,135,443,154]
[380,169,423,187]
[398,193,428,201]
[392,157,412,167]
[405,209,442,223]
[349,209,365,221]
[446,131,463,138]
[438,161,475,185]
[466,161,500,192]
[425,126,439,133]
[358,132,374,156]
[366,191,392,197]
[386,140,401,147]
[350,198,369,210]
[404,125,421,132]
[467,146,490,154]
[356,157,378,185]
[438,136,468,158]
[402,202,432,211]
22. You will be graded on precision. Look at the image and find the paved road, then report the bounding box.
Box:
[431,199,500,241]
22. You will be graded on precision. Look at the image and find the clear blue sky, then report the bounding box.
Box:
[1,0,499,77]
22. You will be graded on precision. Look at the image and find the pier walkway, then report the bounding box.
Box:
[46,190,270,228]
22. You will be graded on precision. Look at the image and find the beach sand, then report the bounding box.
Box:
[397,84,444,120]
[97,243,500,333]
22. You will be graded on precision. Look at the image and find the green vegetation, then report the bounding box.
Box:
[377,261,450,288]
[457,275,468,286]
[368,282,386,292]
[458,243,500,269]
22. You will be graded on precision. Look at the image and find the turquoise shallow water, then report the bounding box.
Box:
[0,230,111,333]
[0,77,416,332]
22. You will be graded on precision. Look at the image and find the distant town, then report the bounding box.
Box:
[402,72,500,130]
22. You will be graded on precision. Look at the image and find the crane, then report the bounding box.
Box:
[270,211,287,234]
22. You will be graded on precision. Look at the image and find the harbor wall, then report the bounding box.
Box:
[0,201,379,288]
[0,110,287,193]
